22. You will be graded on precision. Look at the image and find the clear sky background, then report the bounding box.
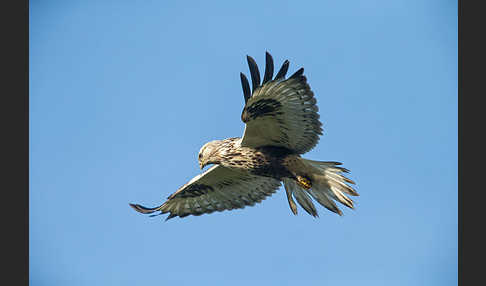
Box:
[30,1,457,285]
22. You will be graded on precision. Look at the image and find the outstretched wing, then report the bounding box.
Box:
[129,165,281,220]
[239,52,323,154]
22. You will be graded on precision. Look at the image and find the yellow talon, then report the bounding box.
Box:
[297,176,312,189]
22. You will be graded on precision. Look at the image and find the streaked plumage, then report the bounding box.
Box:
[130,52,358,220]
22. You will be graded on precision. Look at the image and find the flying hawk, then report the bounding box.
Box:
[130,52,358,220]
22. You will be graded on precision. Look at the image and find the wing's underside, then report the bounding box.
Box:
[239,52,323,154]
[130,165,281,220]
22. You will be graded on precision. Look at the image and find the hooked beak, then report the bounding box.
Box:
[199,162,204,170]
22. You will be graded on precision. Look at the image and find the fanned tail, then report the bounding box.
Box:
[283,159,358,217]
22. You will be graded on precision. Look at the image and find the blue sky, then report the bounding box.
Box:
[30,1,457,285]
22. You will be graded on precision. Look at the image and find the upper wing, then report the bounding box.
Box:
[129,165,281,220]
[239,52,323,154]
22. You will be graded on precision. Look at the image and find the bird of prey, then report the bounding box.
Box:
[130,52,358,220]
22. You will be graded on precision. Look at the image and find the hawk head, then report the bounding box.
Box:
[198,140,222,169]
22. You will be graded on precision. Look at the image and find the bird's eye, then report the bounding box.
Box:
[198,154,202,159]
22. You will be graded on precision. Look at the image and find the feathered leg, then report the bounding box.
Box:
[282,159,357,217]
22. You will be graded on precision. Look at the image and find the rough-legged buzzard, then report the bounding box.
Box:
[130,52,358,220]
